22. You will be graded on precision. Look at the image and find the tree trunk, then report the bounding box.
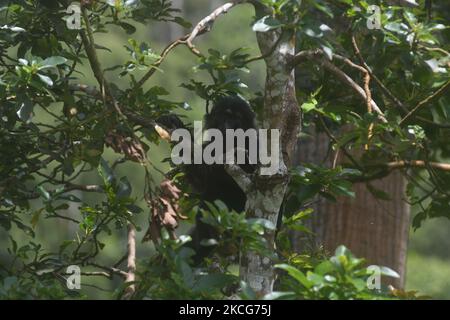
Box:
[235,6,300,296]
[293,130,410,289]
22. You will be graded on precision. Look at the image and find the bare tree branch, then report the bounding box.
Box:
[134,35,189,91]
[62,271,110,278]
[89,263,128,278]
[123,224,136,299]
[134,1,247,91]
[224,164,253,194]
[351,36,450,128]
[387,0,419,7]
[400,80,450,125]
[322,59,387,123]
[291,49,388,123]
[351,36,410,114]
[386,160,450,171]
[63,183,103,193]
[186,1,241,56]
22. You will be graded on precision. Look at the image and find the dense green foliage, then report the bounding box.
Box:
[0,0,449,299]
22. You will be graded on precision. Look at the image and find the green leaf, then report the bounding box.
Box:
[335,245,349,257]
[275,264,312,288]
[301,100,317,113]
[173,16,192,29]
[321,45,333,61]
[252,16,283,32]
[199,238,219,247]
[288,224,313,234]
[16,98,34,122]
[117,176,132,198]
[94,44,113,53]
[401,0,419,7]
[176,259,194,288]
[118,22,136,34]
[194,274,236,293]
[0,25,25,32]
[126,204,143,214]
[367,183,392,201]
[123,0,140,9]
[37,73,53,86]
[287,208,314,223]
[31,208,44,228]
[9,236,18,253]
[36,186,50,201]
[40,56,67,69]
[306,271,325,286]
[263,291,295,300]
[18,58,28,66]
[379,266,400,278]
[314,261,334,275]
[239,281,256,300]
[86,148,103,157]
[58,194,83,202]
[3,276,18,290]
[296,184,321,202]
[384,22,409,35]
[98,158,115,186]
[248,218,276,230]
[330,180,355,198]
[350,278,367,291]
[425,59,447,73]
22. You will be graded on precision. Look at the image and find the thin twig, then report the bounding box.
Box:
[134,35,189,91]
[351,36,450,128]
[88,263,128,279]
[291,49,387,123]
[134,1,244,91]
[35,171,104,193]
[351,36,409,114]
[399,80,450,125]
[385,160,450,171]
[331,52,374,148]
[321,59,387,123]
[186,2,240,56]
[80,7,126,120]
[317,116,363,170]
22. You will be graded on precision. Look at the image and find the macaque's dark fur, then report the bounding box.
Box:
[157,96,257,263]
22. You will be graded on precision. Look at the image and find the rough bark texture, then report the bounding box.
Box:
[292,130,410,288]
[237,24,300,295]
[123,224,136,299]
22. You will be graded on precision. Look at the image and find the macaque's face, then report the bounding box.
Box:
[205,97,255,132]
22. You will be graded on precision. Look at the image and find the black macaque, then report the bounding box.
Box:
[157,95,257,264]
